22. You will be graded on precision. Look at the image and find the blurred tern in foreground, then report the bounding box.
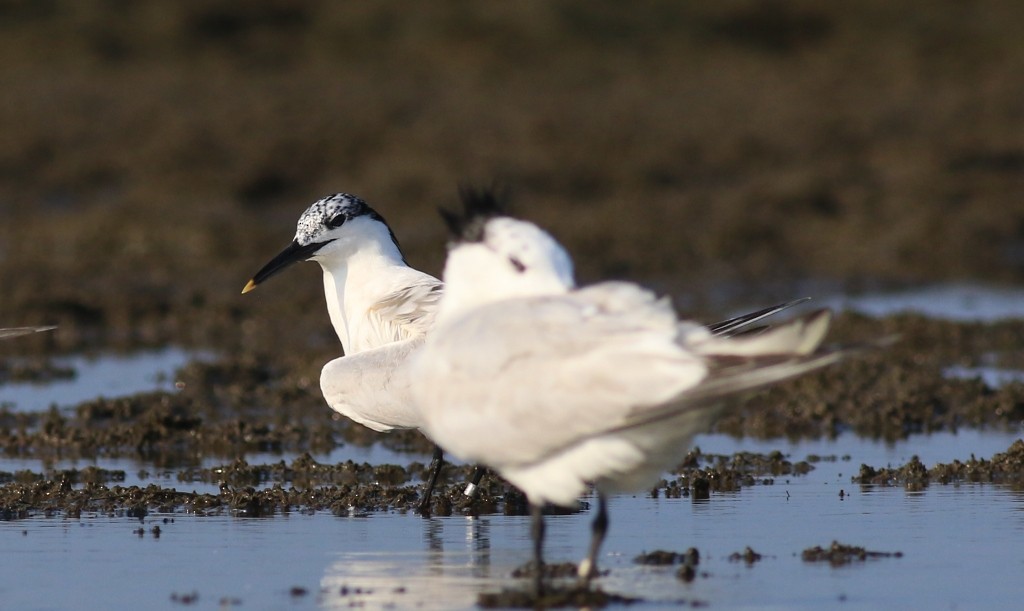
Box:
[241,193,482,513]
[411,189,869,593]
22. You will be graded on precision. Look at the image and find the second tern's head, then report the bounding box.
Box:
[436,188,575,314]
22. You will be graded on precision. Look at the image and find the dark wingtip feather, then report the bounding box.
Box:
[708,297,813,337]
[438,185,509,243]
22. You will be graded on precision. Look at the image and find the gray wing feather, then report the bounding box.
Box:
[418,283,706,465]
[367,277,443,341]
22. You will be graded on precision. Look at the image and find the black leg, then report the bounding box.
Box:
[578,493,609,586]
[417,445,445,516]
[530,503,546,597]
[463,465,487,497]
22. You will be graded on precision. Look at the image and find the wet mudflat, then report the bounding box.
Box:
[3,287,1024,610]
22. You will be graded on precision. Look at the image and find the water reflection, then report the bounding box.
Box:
[320,516,506,610]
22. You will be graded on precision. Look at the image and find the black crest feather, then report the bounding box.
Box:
[439,185,509,243]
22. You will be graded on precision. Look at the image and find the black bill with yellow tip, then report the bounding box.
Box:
[241,240,325,294]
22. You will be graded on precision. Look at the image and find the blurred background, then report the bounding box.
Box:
[0,0,1022,355]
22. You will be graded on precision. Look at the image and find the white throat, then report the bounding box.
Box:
[313,219,407,354]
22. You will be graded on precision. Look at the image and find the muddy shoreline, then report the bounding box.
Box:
[4,295,1024,518]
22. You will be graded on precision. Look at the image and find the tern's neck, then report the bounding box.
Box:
[318,238,407,354]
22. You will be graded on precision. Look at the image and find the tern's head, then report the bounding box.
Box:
[436,188,575,314]
[242,193,402,293]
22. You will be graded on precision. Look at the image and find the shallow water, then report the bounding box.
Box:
[3,430,1023,610]
[0,348,202,412]
[944,365,1024,388]
[826,283,1024,322]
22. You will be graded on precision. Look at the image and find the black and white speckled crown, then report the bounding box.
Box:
[292,192,403,259]
[294,193,375,245]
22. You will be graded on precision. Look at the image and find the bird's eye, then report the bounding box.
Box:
[509,256,526,273]
[327,215,345,229]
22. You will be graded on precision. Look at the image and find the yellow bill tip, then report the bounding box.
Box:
[241,279,257,294]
